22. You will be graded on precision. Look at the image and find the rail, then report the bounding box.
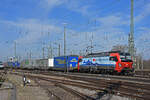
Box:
[11,71,150,100]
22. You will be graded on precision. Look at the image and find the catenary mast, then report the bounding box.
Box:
[129,0,135,67]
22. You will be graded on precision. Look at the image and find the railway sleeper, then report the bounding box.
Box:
[56,83,95,100]
[114,91,150,100]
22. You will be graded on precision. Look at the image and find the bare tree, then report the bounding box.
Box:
[143,59,150,69]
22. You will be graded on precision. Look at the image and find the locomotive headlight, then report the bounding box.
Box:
[119,63,122,67]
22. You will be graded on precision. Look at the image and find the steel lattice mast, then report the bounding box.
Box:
[129,0,135,66]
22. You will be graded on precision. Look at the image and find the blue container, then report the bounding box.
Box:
[7,61,20,67]
[12,61,20,67]
[54,56,67,68]
[54,56,78,70]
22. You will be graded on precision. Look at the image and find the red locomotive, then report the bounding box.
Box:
[78,51,133,75]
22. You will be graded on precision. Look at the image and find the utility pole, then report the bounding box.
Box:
[29,50,32,60]
[50,45,53,58]
[42,47,45,59]
[64,24,66,56]
[90,19,96,54]
[14,41,16,57]
[58,44,61,56]
[48,46,50,58]
[29,50,32,67]
[129,0,135,67]
[48,30,50,58]
[48,43,53,58]
[63,23,68,73]
[27,52,28,59]
[70,50,73,55]
[91,32,93,54]
[141,58,144,70]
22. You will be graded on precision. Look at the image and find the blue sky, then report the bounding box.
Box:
[0,0,150,61]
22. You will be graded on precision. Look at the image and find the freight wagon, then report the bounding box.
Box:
[5,61,20,68]
[50,55,78,71]
[20,58,54,70]
[20,59,36,69]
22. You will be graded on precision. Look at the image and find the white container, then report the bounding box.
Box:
[0,61,4,68]
[48,59,54,67]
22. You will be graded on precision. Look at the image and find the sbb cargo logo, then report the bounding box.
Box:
[70,58,77,62]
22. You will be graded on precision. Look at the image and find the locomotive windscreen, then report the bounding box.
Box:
[120,53,132,62]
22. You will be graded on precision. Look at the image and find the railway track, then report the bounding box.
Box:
[56,73,150,100]
[34,78,62,100]
[0,82,17,100]
[11,71,150,100]
[27,75,98,100]
[37,71,150,84]
[15,69,150,78]
[14,72,97,100]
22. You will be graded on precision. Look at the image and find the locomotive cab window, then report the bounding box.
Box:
[109,56,118,62]
[0,61,2,65]
[78,59,82,62]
